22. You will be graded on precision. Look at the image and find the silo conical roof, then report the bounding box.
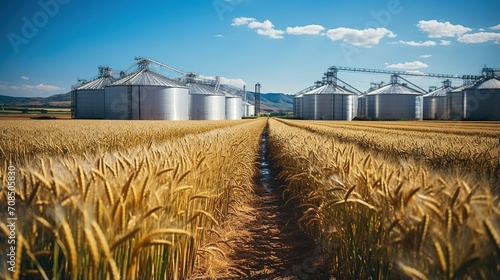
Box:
[111,69,183,87]
[424,86,453,97]
[188,83,224,95]
[76,76,116,90]
[303,84,355,95]
[366,83,421,95]
[471,77,500,89]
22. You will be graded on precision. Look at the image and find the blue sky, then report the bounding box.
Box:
[1,0,499,97]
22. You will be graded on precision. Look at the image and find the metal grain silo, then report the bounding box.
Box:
[189,83,226,120]
[366,75,423,120]
[241,102,255,117]
[423,80,452,120]
[104,68,189,120]
[72,66,115,119]
[301,84,358,120]
[462,74,500,120]
[225,94,242,120]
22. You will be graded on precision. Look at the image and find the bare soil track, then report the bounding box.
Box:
[228,126,329,279]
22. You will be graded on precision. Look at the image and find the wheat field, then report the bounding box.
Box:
[268,119,500,279]
[1,118,499,279]
[0,119,265,279]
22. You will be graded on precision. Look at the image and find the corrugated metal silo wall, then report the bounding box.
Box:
[189,94,226,120]
[293,96,303,118]
[463,89,500,120]
[247,105,255,116]
[104,86,133,119]
[302,94,321,120]
[226,96,242,120]
[302,94,357,120]
[357,96,365,118]
[75,89,105,119]
[447,91,464,120]
[139,86,189,120]
[367,94,421,120]
[423,97,447,120]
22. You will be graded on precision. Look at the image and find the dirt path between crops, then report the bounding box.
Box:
[225,126,328,279]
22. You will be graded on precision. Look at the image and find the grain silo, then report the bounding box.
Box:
[72,66,115,119]
[189,83,226,120]
[462,70,500,120]
[104,66,189,120]
[423,80,452,120]
[301,71,358,120]
[366,75,423,120]
[242,101,255,117]
[225,94,242,120]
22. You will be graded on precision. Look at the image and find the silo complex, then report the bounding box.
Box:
[366,75,423,120]
[189,83,226,120]
[72,66,115,119]
[104,68,189,120]
[423,80,452,120]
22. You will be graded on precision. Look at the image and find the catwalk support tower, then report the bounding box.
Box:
[255,82,261,116]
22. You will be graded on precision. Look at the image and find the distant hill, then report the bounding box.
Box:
[0,92,71,107]
[244,92,293,112]
[0,91,294,112]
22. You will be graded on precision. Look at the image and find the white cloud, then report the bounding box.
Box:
[21,75,29,80]
[214,34,224,38]
[10,84,65,92]
[231,17,256,26]
[232,18,285,39]
[286,24,325,35]
[417,20,471,38]
[458,32,500,44]
[326,27,396,47]
[0,84,7,90]
[490,24,500,30]
[219,77,246,88]
[439,40,451,45]
[420,54,432,58]
[404,70,426,76]
[398,40,436,46]
[386,61,429,70]
[248,19,284,39]
[198,75,246,89]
